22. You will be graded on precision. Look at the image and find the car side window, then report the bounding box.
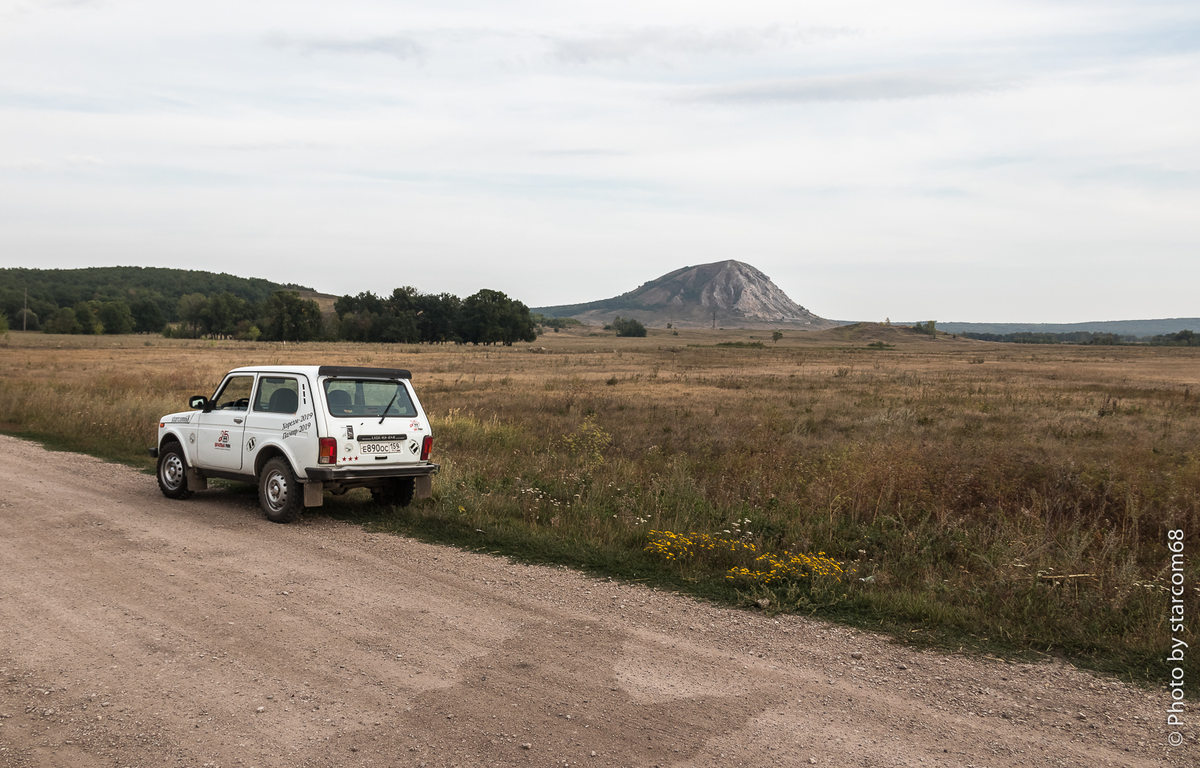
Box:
[212,375,255,411]
[254,377,300,414]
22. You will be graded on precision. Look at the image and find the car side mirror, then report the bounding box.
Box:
[189,395,209,410]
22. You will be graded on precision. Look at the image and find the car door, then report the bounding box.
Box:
[244,373,315,473]
[196,373,255,471]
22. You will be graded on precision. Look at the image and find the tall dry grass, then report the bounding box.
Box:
[1,329,1196,685]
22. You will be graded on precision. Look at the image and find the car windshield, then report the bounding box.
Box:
[323,379,416,418]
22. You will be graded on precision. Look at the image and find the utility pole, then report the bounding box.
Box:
[23,288,27,331]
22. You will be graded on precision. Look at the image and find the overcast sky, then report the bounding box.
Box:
[1,0,1197,322]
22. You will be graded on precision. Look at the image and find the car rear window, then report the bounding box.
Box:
[323,379,416,418]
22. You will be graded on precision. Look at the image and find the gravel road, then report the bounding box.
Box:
[0,434,1189,767]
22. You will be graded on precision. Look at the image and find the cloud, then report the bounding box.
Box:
[212,142,331,153]
[678,70,1011,103]
[63,154,103,166]
[2,0,96,16]
[0,157,50,171]
[0,155,102,172]
[547,24,857,65]
[268,33,426,63]
[529,148,628,157]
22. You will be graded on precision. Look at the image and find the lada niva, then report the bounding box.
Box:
[151,365,438,523]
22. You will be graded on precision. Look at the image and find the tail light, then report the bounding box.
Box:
[420,435,433,461]
[318,437,337,465]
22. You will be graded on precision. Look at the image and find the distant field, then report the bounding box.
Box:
[1,326,1197,689]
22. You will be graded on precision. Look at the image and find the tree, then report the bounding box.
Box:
[337,310,377,342]
[334,291,385,319]
[201,292,248,337]
[43,307,81,334]
[772,330,783,343]
[73,301,103,334]
[130,298,165,334]
[377,310,420,344]
[461,289,536,346]
[362,286,421,343]
[387,286,420,314]
[177,293,208,338]
[498,296,537,345]
[461,289,506,345]
[334,291,387,342]
[417,293,461,344]
[234,320,261,341]
[260,291,322,342]
[97,300,135,335]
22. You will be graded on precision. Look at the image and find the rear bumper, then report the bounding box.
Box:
[304,462,440,483]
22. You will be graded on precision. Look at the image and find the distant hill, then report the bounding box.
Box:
[925,319,1200,336]
[291,288,341,315]
[534,260,836,330]
[0,265,321,327]
[816,322,942,344]
[0,266,295,310]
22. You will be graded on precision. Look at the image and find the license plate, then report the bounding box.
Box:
[360,442,403,454]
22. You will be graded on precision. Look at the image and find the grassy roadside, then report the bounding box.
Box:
[1,329,1197,691]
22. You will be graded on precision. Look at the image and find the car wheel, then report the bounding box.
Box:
[156,442,193,500]
[259,457,303,523]
[371,477,416,508]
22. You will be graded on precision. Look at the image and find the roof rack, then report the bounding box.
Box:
[317,366,412,380]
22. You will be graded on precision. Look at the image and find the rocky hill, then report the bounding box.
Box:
[534,260,836,330]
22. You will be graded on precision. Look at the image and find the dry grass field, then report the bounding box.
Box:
[2,324,1197,688]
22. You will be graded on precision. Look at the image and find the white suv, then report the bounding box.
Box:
[151,365,438,523]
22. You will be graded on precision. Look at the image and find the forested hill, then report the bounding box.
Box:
[934,318,1200,336]
[0,266,295,312]
[0,266,308,333]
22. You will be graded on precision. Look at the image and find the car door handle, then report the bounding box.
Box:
[234,418,243,424]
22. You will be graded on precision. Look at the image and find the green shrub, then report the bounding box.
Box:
[612,316,647,338]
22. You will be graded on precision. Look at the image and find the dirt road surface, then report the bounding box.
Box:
[0,435,1189,767]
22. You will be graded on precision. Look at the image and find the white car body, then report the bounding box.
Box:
[152,365,438,522]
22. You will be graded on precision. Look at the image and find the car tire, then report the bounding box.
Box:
[156,442,194,500]
[259,457,303,524]
[371,477,416,508]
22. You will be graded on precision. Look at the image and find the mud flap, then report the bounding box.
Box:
[416,475,433,499]
[186,469,207,492]
[303,482,324,507]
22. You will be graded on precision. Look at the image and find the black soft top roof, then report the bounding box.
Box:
[318,365,412,380]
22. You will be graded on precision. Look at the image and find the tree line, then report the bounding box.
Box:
[2,287,323,342]
[962,330,1198,346]
[2,268,538,345]
[332,287,536,345]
